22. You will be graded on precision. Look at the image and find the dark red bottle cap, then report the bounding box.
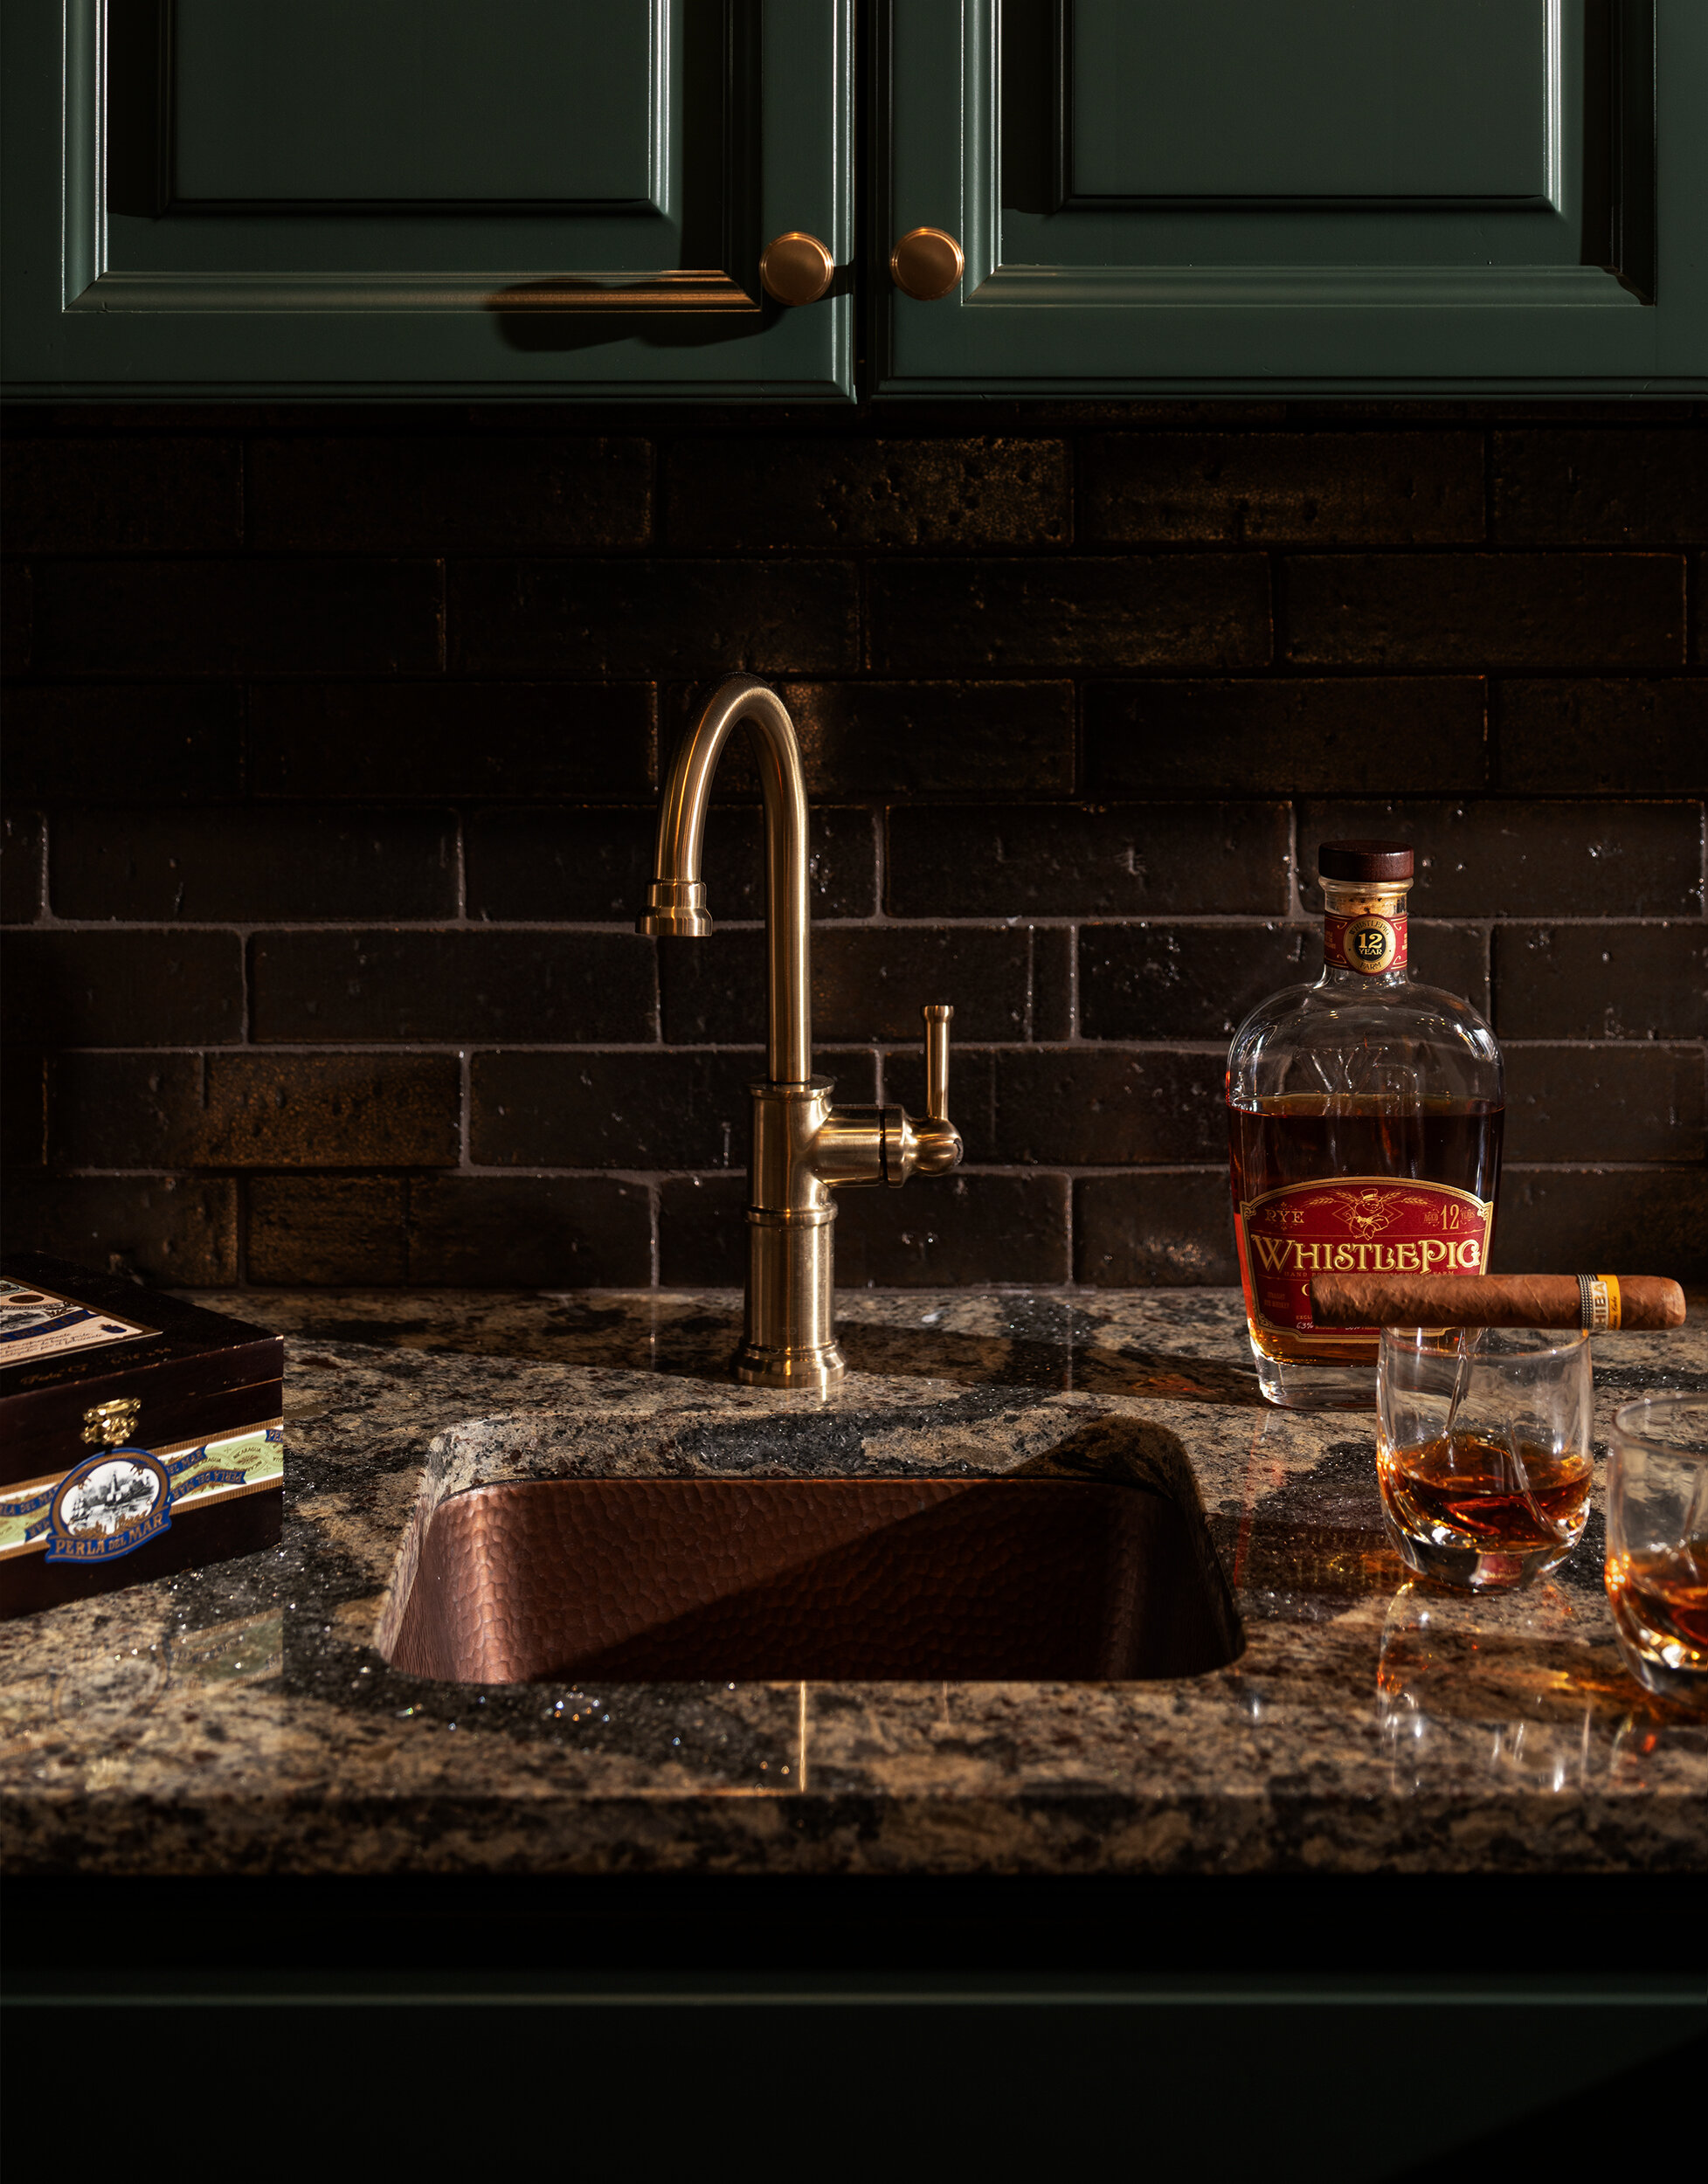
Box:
[1317,840,1413,882]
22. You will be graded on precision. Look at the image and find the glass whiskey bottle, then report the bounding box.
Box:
[1226,840,1504,1410]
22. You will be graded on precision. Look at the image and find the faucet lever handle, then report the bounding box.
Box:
[923,1005,953,1121]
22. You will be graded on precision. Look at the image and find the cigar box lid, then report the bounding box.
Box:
[0,1254,283,1490]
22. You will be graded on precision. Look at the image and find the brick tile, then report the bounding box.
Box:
[473,1049,875,1170]
[1281,554,1684,669]
[52,806,458,922]
[2,437,242,553]
[1492,1168,1708,1281]
[884,1047,1223,1165]
[1492,925,1708,1040]
[3,931,244,1046]
[1502,1045,1704,1164]
[1084,679,1486,796]
[2,1045,45,1167]
[450,560,858,677]
[247,1175,408,1284]
[252,930,655,1045]
[32,560,442,677]
[1,686,244,801]
[657,1172,746,1284]
[2,1174,238,1284]
[250,682,653,800]
[52,1053,462,1169]
[836,1172,1071,1287]
[1075,1171,1240,1285]
[665,438,1069,550]
[1491,431,1708,545]
[660,927,1030,1046]
[1297,799,1703,916]
[777,681,1075,800]
[2,562,30,676]
[1030,927,1075,1040]
[868,558,1270,673]
[408,1175,652,1286]
[1082,432,1483,546]
[887,805,1290,917]
[1079,922,1491,1040]
[3,811,44,923]
[250,434,650,552]
[1495,681,1708,794]
[467,805,875,923]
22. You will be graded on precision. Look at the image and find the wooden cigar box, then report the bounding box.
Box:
[1,1254,284,1621]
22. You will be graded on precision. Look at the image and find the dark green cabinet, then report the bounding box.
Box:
[879,0,1706,395]
[5,1,1704,399]
[2,1,854,399]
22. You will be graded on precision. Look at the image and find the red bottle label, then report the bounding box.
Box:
[1324,912,1407,974]
[1235,1176,1493,1337]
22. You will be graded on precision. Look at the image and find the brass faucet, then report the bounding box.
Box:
[638,675,962,1389]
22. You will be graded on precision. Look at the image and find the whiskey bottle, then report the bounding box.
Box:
[1226,840,1504,1410]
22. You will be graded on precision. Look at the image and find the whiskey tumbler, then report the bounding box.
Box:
[1376,1326,1594,1592]
[1605,1393,1708,1709]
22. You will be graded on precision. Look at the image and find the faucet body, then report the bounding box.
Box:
[640,676,960,1389]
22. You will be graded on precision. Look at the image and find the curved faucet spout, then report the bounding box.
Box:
[638,675,813,1087]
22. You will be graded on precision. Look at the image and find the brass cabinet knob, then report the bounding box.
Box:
[890,227,964,301]
[759,232,835,307]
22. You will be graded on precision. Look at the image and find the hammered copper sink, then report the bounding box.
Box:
[384,1475,1238,1685]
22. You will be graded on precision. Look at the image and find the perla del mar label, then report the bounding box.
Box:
[1236,1176,1493,1337]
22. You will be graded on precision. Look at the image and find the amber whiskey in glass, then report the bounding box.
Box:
[1226,840,1504,1409]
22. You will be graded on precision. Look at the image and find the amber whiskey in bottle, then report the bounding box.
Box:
[1226,840,1504,1409]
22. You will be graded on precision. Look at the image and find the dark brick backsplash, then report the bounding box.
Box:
[251,929,657,1044]
[1297,798,1704,918]
[3,930,245,1047]
[466,805,876,923]
[249,434,651,554]
[886,804,1290,918]
[33,558,444,677]
[2,685,245,802]
[51,1052,462,1170]
[1495,681,1708,795]
[1490,431,1708,547]
[666,438,1070,552]
[1080,432,1484,547]
[867,556,1270,672]
[3,810,44,923]
[52,805,459,923]
[249,683,656,801]
[450,558,859,677]
[1084,679,1487,798]
[1492,925,1708,1041]
[3,404,1704,1286]
[1280,553,1684,669]
[3,436,243,555]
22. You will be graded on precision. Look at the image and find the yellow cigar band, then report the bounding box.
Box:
[1580,1274,1621,1331]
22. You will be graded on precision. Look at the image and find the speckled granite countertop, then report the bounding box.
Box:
[3,1287,1705,1878]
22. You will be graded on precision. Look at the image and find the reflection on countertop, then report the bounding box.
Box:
[2,1284,1704,1878]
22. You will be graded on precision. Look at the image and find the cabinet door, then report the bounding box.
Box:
[879,0,1706,394]
[3,1,852,399]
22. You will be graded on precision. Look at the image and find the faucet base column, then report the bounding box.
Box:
[736,1202,844,1391]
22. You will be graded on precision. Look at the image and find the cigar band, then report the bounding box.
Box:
[1578,1274,1621,1331]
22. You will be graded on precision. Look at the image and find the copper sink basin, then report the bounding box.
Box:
[384,1476,1237,1684]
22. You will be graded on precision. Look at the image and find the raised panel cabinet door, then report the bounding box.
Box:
[2,1,853,399]
[878,0,1707,394]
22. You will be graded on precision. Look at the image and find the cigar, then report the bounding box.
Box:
[1308,1273,1685,1332]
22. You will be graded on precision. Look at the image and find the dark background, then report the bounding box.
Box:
[3,400,1704,1289]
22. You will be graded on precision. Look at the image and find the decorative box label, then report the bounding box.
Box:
[1237,1176,1493,1335]
[0,1276,154,1364]
[0,1425,283,1563]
